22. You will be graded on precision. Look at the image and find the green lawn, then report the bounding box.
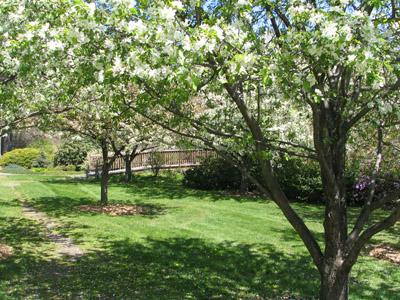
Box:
[0,172,399,299]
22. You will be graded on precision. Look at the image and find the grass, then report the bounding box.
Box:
[0,172,399,299]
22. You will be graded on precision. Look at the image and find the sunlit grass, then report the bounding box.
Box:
[0,172,398,299]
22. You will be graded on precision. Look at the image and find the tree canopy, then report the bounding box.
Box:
[1,1,399,299]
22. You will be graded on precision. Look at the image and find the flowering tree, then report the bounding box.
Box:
[105,1,399,298]
[3,0,399,298]
[115,117,162,183]
[47,83,160,205]
[0,0,85,134]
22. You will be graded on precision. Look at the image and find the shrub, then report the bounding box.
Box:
[0,148,40,169]
[183,154,398,206]
[0,164,32,174]
[183,157,242,190]
[184,155,323,201]
[273,157,323,202]
[32,151,50,168]
[54,140,90,170]
[28,139,55,162]
[347,176,400,208]
[148,152,164,177]
[54,165,77,172]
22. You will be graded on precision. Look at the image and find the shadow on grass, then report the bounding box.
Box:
[24,196,168,220]
[39,174,268,204]
[2,235,399,300]
[0,216,50,248]
[1,235,319,299]
[1,193,398,299]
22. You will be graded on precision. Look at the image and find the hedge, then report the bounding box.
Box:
[0,148,40,169]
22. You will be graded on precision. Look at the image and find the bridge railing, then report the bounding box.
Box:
[87,149,216,174]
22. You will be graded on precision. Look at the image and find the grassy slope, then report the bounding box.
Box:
[0,173,398,299]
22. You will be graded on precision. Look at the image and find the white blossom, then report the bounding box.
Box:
[321,22,338,39]
[171,1,184,10]
[315,89,323,97]
[159,7,175,21]
[112,56,125,75]
[213,25,224,40]
[98,70,104,83]
[348,54,357,62]
[310,12,324,25]
[47,40,64,51]
[127,20,146,34]
[237,0,250,7]
[340,25,352,41]
[87,2,96,16]
[104,39,114,49]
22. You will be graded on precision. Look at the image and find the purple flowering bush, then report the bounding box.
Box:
[347,175,400,208]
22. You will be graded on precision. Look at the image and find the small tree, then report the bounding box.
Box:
[111,114,162,183]
[47,88,127,205]
[148,152,164,177]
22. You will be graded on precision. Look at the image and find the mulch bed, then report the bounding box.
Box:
[0,244,14,260]
[369,244,400,266]
[79,204,149,216]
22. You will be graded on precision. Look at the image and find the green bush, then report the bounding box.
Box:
[0,148,40,169]
[273,156,323,202]
[183,157,242,190]
[148,152,165,177]
[184,155,323,202]
[54,140,90,170]
[32,151,50,168]
[28,139,55,158]
[0,164,32,174]
[54,165,77,172]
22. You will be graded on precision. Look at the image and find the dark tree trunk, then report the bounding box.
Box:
[100,142,109,206]
[124,154,133,183]
[94,162,100,180]
[320,266,349,300]
[313,101,351,300]
[100,168,109,206]
[224,81,324,271]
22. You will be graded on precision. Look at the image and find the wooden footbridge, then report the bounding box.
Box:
[87,149,215,176]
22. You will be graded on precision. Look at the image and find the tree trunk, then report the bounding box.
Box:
[125,154,133,183]
[95,161,100,180]
[320,264,349,300]
[100,142,109,206]
[313,102,350,300]
[100,168,109,206]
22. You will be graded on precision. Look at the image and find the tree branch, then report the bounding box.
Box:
[346,206,400,268]
[347,124,384,247]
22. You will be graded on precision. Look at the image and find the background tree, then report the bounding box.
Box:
[47,85,128,205]
[0,0,79,134]
[109,113,164,183]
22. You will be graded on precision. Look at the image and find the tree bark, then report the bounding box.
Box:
[100,142,109,206]
[124,154,133,183]
[312,101,351,300]
[320,265,349,300]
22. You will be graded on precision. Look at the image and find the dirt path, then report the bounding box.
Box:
[2,174,84,262]
[21,204,84,261]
